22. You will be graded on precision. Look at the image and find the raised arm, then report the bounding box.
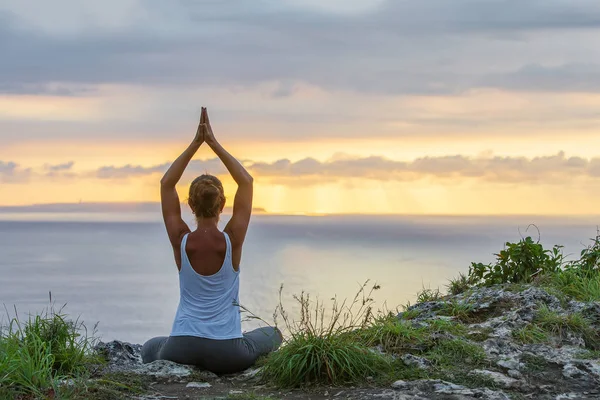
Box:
[202,108,253,251]
[160,111,204,249]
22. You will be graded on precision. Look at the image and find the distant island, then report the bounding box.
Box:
[0,202,267,214]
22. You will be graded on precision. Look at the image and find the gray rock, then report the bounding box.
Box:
[186,382,211,388]
[133,360,192,380]
[390,379,511,399]
[401,354,431,370]
[497,357,521,371]
[391,380,409,390]
[469,369,521,389]
[507,369,522,379]
[563,363,587,379]
[432,381,467,392]
[232,367,262,381]
[95,340,143,371]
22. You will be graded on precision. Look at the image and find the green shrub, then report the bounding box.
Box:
[569,231,600,274]
[468,236,564,286]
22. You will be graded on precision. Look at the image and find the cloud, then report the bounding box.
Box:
[95,159,228,180]
[0,160,78,182]
[42,161,76,178]
[0,160,32,183]
[481,64,600,92]
[44,161,75,172]
[88,152,600,184]
[5,152,600,186]
[1,0,600,97]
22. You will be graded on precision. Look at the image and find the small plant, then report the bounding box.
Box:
[570,230,600,274]
[438,300,476,322]
[447,273,471,295]
[512,325,549,344]
[416,287,443,303]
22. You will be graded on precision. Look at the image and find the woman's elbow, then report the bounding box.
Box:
[160,177,175,187]
[239,174,253,187]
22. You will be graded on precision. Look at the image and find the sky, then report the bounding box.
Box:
[1,0,600,215]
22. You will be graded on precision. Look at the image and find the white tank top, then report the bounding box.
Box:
[170,232,243,339]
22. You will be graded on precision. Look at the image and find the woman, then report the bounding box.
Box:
[141,107,282,374]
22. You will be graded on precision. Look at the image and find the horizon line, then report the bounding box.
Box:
[0,201,599,219]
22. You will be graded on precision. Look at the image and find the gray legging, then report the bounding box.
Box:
[141,327,283,375]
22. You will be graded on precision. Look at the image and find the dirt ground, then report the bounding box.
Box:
[143,381,396,400]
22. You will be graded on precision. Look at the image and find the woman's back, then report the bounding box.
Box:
[171,231,242,340]
[183,230,230,276]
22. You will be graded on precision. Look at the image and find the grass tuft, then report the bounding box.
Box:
[261,333,389,387]
[447,273,471,295]
[416,287,443,303]
[0,303,100,399]
[437,299,476,323]
[512,324,549,344]
[261,281,392,387]
[427,338,486,368]
[534,305,600,349]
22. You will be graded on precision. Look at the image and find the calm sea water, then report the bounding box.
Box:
[0,213,598,344]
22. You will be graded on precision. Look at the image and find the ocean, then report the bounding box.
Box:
[0,213,598,344]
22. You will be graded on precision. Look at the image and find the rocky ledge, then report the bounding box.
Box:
[94,284,600,399]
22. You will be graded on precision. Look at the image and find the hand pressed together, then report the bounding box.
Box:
[195,107,217,146]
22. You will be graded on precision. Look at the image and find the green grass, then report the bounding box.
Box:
[534,305,600,349]
[70,373,150,400]
[359,315,468,355]
[467,327,494,342]
[447,273,471,295]
[427,338,486,368]
[0,305,100,399]
[399,308,421,321]
[512,324,549,344]
[520,353,549,373]
[574,349,600,360]
[261,333,390,387]
[437,299,476,322]
[261,282,392,388]
[416,287,443,303]
[542,270,600,302]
